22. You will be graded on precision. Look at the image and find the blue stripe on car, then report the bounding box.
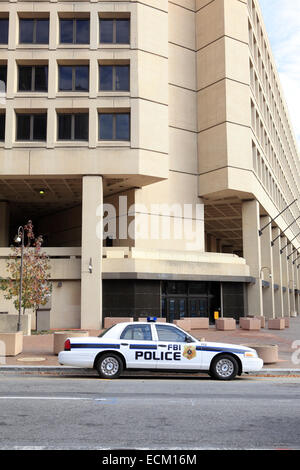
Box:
[129,344,157,350]
[71,343,120,349]
[201,346,246,354]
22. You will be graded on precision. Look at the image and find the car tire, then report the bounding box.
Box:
[96,353,123,379]
[210,354,238,381]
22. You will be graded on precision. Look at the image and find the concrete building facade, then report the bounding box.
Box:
[0,0,299,330]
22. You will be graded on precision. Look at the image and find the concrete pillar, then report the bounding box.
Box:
[260,216,275,319]
[242,200,263,317]
[292,252,299,316]
[281,236,290,317]
[295,261,300,315]
[0,201,9,247]
[288,245,296,317]
[81,175,103,330]
[272,227,284,317]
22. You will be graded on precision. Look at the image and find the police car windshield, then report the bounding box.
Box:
[98,326,114,337]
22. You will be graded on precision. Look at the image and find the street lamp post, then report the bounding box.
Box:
[14,226,25,332]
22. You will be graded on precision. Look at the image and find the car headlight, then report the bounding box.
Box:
[244,351,258,358]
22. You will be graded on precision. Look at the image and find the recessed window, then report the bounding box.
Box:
[0,65,7,90]
[99,19,130,44]
[60,18,90,44]
[16,113,47,141]
[99,112,130,141]
[58,65,89,92]
[0,18,9,44]
[99,65,129,91]
[19,18,49,44]
[18,65,48,92]
[58,113,89,141]
[0,114,5,141]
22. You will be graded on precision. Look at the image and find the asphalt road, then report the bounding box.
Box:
[0,374,300,450]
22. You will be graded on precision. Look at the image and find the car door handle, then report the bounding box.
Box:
[158,344,167,347]
[121,343,128,346]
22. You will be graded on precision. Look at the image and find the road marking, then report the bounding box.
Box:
[0,396,97,401]
[0,396,118,403]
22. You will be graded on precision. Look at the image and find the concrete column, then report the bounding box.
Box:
[292,252,299,316]
[81,175,103,330]
[295,261,300,315]
[272,227,284,317]
[49,9,58,50]
[281,236,290,317]
[90,9,98,50]
[287,245,296,317]
[242,200,263,317]
[0,202,9,246]
[260,216,275,319]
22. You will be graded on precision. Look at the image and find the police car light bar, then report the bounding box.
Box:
[147,317,157,322]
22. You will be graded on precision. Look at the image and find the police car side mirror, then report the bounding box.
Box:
[185,335,194,343]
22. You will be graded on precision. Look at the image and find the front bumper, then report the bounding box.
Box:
[242,357,264,373]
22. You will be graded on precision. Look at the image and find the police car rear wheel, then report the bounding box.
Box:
[210,354,238,380]
[96,353,123,379]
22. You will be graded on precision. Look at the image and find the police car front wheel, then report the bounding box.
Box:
[210,354,238,381]
[96,353,123,379]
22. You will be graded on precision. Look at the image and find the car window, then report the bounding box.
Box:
[155,324,187,342]
[98,325,114,337]
[120,324,152,341]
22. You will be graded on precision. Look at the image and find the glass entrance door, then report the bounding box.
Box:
[188,298,208,317]
[164,298,187,323]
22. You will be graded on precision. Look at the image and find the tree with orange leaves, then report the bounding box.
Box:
[0,220,52,323]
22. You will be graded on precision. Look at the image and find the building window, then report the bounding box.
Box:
[19,18,49,44]
[18,65,48,92]
[0,65,7,90]
[0,18,9,44]
[99,65,129,91]
[99,112,130,141]
[16,113,47,141]
[58,65,89,92]
[0,114,5,141]
[60,18,90,44]
[99,19,130,44]
[58,113,89,141]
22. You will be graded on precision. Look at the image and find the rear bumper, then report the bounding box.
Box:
[58,351,94,368]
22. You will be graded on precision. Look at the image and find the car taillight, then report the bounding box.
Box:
[64,339,71,351]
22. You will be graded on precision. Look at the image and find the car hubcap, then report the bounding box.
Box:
[101,357,119,376]
[216,358,234,378]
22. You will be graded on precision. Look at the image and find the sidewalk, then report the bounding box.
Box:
[1,317,300,376]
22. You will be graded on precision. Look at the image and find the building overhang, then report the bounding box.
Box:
[103,272,255,283]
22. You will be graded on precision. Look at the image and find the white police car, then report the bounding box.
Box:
[58,318,263,380]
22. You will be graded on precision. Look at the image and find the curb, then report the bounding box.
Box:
[1,366,300,377]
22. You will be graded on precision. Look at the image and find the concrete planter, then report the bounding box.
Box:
[104,317,134,329]
[215,318,236,330]
[189,318,209,330]
[244,344,278,364]
[239,317,261,330]
[0,314,31,335]
[54,331,89,355]
[258,316,266,328]
[284,317,290,328]
[0,331,23,356]
[173,319,191,331]
[268,318,285,330]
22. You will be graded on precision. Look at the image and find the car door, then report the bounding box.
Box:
[154,323,202,370]
[119,323,157,369]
